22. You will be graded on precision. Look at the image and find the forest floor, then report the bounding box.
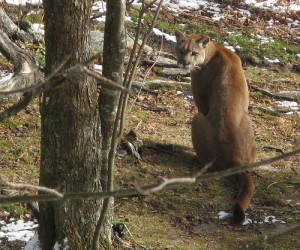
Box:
[1,1,300,249]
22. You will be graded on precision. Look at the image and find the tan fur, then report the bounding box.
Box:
[175,31,256,223]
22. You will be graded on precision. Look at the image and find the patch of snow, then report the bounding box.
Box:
[0,72,14,85]
[31,23,44,35]
[0,219,38,242]
[164,0,208,11]
[275,101,299,110]
[264,215,286,224]
[53,238,69,250]
[285,199,293,204]
[242,218,253,225]
[258,165,279,171]
[94,64,103,73]
[218,211,231,220]
[244,0,300,12]
[92,1,106,22]
[257,35,275,44]
[5,0,42,6]
[212,15,224,21]
[94,16,106,22]
[223,42,236,52]
[24,234,40,250]
[236,8,251,16]
[264,56,280,64]
[92,1,106,12]
[153,28,177,43]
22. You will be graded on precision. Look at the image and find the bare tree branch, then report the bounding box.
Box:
[1,148,299,204]
[196,148,300,182]
[0,177,63,198]
[135,161,213,195]
[0,57,128,122]
[118,0,165,140]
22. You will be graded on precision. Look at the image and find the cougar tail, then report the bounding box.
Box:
[232,171,254,224]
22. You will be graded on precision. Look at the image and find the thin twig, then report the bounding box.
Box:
[84,67,129,93]
[0,148,299,204]
[135,161,213,195]
[0,177,63,198]
[0,56,127,122]
[118,0,164,140]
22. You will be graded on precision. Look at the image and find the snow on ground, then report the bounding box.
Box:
[218,211,287,225]
[153,28,177,42]
[0,219,38,242]
[0,72,14,84]
[5,0,42,5]
[24,234,40,250]
[275,100,299,114]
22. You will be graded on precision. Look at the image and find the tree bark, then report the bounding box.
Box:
[39,1,111,249]
[93,1,126,248]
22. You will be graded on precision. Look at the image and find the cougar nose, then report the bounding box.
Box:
[177,60,190,69]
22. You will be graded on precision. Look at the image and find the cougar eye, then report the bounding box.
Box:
[191,51,198,56]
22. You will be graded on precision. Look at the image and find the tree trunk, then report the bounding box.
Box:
[39,1,111,249]
[92,1,126,248]
[99,0,126,198]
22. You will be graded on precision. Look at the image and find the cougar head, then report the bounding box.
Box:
[175,31,210,70]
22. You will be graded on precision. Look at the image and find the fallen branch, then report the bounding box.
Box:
[248,84,297,101]
[249,104,285,117]
[132,80,191,89]
[139,103,171,112]
[0,7,35,43]
[263,146,285,155]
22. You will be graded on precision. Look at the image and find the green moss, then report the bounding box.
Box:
[0,55,14,71]
[0,204,27,218]
[25,43,45,65]
[25,13,43,24]
[4,118,25,129]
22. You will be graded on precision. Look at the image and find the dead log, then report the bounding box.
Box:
[0,7,34,43]
[248,84,298,102]
[0,31,43,101]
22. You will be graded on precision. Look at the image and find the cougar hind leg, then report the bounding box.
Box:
[233,113,256,165]
[191,112,216,168]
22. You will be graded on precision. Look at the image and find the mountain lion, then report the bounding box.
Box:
[175,31,256,223]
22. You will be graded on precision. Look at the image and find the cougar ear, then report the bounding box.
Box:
[196,36,210,47]
[175,31,185,42]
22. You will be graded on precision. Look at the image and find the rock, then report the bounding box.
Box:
[277,91,300,99]
[90,30,152,54]
[90,30,104,53]
[146,55,177,65]
[154,67,190,77]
